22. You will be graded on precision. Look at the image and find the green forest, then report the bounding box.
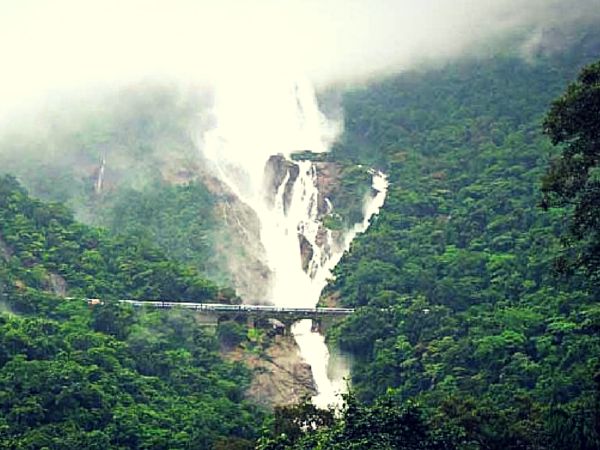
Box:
[0,85,231,285]
[0,174,268,449]
[319,32,600,449]
[1,21,599,450]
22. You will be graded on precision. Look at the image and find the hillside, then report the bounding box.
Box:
[0,19,599,450]
[0,175,265,449]
[0,84,268,296]
[321,29,600,448]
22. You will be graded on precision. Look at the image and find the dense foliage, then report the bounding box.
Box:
[0,84,230,286]
[0,175,223,305]
[542,60,600,281]
[258,394,458,450]
[103,181,220,282]
[0,176,263,449]
[325,31,600,448]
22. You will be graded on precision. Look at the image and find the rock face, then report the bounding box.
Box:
[196,168,273,304]
[47,273,67,296]
[264,154,300,214]
[212,198,272,303]
[298,234,314,273]
[263,156,346,279]
[224,335,317,408]
[314,162,342,215]
[263,156,342,219]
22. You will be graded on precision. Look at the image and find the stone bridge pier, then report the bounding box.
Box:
[232,313,343,336]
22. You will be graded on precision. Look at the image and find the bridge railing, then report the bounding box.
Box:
[100,299,356,317]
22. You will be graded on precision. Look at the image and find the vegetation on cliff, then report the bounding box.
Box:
[104,181,221,281]
[324,31,600,449]
[0,175,222,305]
[0,176,264,449]
[0,85,230,286]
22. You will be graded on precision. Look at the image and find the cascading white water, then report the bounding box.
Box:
[343,169,389,252]
[201,73,387,408]
[290,167,388,408]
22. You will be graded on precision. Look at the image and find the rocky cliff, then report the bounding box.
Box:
[223,335,317,408]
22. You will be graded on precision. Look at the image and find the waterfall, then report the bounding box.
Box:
[95,153,106,194]
[200,75,387,408]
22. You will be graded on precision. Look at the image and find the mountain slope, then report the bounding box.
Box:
[0,176,264,449]
[324,29,600,448]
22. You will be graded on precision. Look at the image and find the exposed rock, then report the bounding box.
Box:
[264,154,299,214]
[212,199,272,303]
[314,162,342,215]
[318,290,342,308]
[47,273,67,296]
[195,167,273,303]
[224,335,317,408]
[262,156,351,281]
[298,234,314,273]
[161,161,201,185]
[315,226,328,247]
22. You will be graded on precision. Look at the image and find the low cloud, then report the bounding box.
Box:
[0,0,597,119]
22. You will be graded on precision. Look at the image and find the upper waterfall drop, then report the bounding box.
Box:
[201,74,338,206]
[199,73,387,408]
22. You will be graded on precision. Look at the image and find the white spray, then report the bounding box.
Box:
[201,73,387,408]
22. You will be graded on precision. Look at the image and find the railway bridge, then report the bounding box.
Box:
[88,299,355,333]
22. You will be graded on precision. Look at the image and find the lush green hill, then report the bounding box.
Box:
[0,175,225,306]
[102,180,221,280]
[0,85,228,286]
[324,30,600,448]
[1,24,600,450]
[0,176,263,449]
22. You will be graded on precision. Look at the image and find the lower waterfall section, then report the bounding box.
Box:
[200,76,387,407]
[262,157,388,408]
[292,320,348,409]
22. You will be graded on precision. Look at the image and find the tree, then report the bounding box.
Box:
[542,60,600,281]
[257,393,458,450]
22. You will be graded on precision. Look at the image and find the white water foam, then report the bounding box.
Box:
[200,75,387,408]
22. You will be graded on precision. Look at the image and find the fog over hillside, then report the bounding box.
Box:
[0,1,599,447]
[0,0,599,121]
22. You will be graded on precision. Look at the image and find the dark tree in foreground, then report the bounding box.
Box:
[542,60,600,281]
[256,394,458,450]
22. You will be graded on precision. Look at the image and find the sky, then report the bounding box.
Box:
[0,0,598,119]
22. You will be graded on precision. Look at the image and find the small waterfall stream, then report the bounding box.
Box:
[201,75,387,408]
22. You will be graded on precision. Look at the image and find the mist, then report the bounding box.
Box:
[1,0,598,412]
[0,0,598,120]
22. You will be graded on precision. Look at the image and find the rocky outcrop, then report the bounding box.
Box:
[195,166,273,303]
[224,335,317,408]
[314,162,342,215]
[212,199,272,303]
[298,234,314,272]
[263,157,346,279]
[264,154,299,214]
[47,273,67,296]
[264,156,343,218]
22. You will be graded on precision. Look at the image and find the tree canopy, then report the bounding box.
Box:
[323,30,600,449]
[0,176,263,449]
[542,60,600,281]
